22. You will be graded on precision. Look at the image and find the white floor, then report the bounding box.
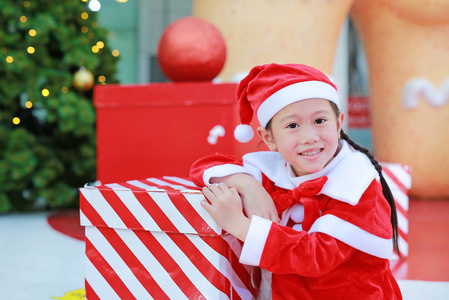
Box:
[0,212,85,300]
[0,212,448,300]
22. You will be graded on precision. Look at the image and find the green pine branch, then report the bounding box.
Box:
[0,0,119,212]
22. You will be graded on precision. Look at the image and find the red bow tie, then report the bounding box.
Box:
[271,176,328,231]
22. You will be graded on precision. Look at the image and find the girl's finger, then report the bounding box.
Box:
[203,185,217,195]
[230,187,239,197]
[200,198,210,207]
[217,182,229,192]
[202,187,216,202]
[219,183,236,196]
[200,199,212,214]
[205,184,221,196]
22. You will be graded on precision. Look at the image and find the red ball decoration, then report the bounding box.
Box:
[157,17,226,82]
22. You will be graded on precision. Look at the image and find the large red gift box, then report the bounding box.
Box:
[79,176,259,300]
[94,82,263,184]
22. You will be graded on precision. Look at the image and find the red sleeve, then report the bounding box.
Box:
[189,153,243,187]
[261,225,355,277]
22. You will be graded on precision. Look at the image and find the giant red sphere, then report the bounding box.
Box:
[157,17,226,82]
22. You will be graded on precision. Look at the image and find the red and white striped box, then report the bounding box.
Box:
[79,176,259,300]
[380,163,412,260]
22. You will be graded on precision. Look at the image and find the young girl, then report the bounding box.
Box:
[190,63,402,299]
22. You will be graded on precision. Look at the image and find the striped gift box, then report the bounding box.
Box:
[381,163,412,260]
[80,176,259,300]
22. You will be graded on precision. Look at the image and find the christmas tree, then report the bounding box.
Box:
[0,0,119,212]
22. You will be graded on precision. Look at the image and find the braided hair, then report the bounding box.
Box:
[339,129,401,258]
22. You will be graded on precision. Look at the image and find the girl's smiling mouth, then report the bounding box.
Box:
[299,148,323,156]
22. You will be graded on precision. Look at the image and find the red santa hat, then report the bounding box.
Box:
[234,63,340,143]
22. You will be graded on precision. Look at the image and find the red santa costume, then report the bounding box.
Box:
[190,63,402,299]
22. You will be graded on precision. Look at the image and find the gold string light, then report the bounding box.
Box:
[8,0,114,127]
[9,1,114,107]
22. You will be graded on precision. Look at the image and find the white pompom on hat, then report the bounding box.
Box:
[234,63,340,143]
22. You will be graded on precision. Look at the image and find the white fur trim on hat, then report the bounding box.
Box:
[234,124,254,143]
[257,80,340,127]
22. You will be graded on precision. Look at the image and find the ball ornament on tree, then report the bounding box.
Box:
[157,17,227,82]
[73,67,95,91]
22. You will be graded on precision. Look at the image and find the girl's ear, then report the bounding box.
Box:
[337,112,345,135]
[257,126,278,151]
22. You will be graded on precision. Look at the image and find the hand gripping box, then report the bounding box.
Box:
[79,176,259,300]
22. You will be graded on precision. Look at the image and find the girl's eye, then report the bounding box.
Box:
[315,118,326,125]
[287,123,299,129]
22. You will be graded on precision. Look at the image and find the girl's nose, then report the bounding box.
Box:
[300,126,319,144]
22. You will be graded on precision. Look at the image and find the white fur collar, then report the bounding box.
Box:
[243,140,378,205]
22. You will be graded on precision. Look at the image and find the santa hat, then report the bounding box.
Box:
[234,63,340,143]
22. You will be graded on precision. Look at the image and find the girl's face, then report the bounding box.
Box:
[258,98,344,177]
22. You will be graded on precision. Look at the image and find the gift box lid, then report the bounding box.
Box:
[94,82,237,108]
[80,176,222,235]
